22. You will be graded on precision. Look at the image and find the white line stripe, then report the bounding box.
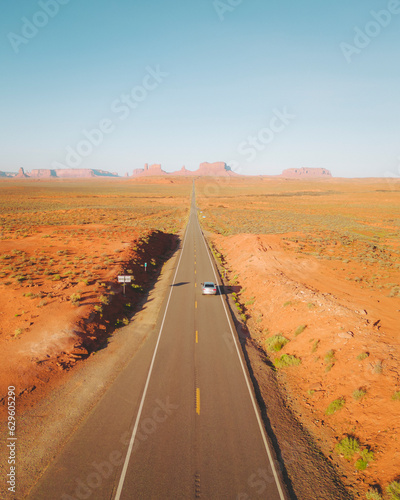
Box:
[196,215,287,500]
[114,224,190,500]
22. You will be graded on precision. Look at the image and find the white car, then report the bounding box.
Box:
[201,282,217,295]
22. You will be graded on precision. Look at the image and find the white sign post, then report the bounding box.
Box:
[118,275,132,295]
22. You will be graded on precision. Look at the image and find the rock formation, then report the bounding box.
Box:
[15,167,28,178]
[132,162,238,177]
[27,169,118,178]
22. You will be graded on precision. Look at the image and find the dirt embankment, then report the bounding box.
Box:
[0,230,178,418]
[210,233,400,499]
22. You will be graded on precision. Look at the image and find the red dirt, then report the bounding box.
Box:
[0,227,177,417]
[211,232,400,497]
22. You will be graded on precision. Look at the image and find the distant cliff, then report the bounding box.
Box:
[0,168,119,179]
[281,167,332,178]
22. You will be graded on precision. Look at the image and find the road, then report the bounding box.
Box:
[28,189,287,500]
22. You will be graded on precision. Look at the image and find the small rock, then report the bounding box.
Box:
[338,331,354,339]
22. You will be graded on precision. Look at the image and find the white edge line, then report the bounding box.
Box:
[196,215,287,500]
[114,222,190,500]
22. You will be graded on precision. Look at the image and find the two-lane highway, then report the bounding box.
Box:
[28,188,287,499]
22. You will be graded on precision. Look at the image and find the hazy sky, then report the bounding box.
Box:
[1,0,399,177]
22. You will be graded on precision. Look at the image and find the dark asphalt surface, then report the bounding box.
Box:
[28,190,286,500]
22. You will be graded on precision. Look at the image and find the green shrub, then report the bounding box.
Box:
[335,437,360,459]
[265,334,289,352]
[357,352,369,361]
[326,397,345,415]
[366,489,382,500]
[294,324,307,336]
[70,293,81,306]
[325,349,336,363]
[312,340,320,353]
[355,449,374,470]
[99,294,109,305]
[386,481,400,500]
[392,391,400,401]
[274,354,301,368]
[353,388,367,401]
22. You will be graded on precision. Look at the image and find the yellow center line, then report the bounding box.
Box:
[196,330,198,343]
[195,301,197,309]
[195,283,197,288]
[196,388,200,415]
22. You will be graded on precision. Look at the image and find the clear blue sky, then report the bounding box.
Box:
[1,0,399,177]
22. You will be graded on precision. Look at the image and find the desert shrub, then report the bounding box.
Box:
[355,449,374,470]
[325,349,336,372]
[366,488,382,500]
[99,294,109,305]
[265,334,289,352]
[357,352,369,361]
[294,324,307,336]
[325,349,336,363]
[392,391,400,401]
[274,354,301,368]
[283,301,292,307]
[312,340,320,353]
[374,360,383,374]
[14,328,23,338]
[326,397,345,415]
[386,481,400,500]
[353,388,367,401]
[70,293,81,306]
[335,437,360,459]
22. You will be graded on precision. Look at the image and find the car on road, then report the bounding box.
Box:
[201,282,217,295]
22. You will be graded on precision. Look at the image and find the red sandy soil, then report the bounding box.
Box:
[211,233,400,497]
[0,226,176,417]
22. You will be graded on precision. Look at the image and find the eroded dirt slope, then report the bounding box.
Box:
[0,228,177,417]
[211,233,400,498]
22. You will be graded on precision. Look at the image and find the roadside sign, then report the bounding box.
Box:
[144,262,147,271]
[118,275,132,295]
[118,276,132,283]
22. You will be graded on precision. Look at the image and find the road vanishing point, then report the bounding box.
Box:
[29,188,287,500]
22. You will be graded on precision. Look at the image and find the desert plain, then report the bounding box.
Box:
[1,175,400,499]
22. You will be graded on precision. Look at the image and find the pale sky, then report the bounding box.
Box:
[1,0,399,177]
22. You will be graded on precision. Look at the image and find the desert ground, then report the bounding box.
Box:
[196,176,400,499]
[0,177,191,415]
[1,175,399,499]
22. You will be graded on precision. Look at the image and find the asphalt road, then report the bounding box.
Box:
[28,190,287,500]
